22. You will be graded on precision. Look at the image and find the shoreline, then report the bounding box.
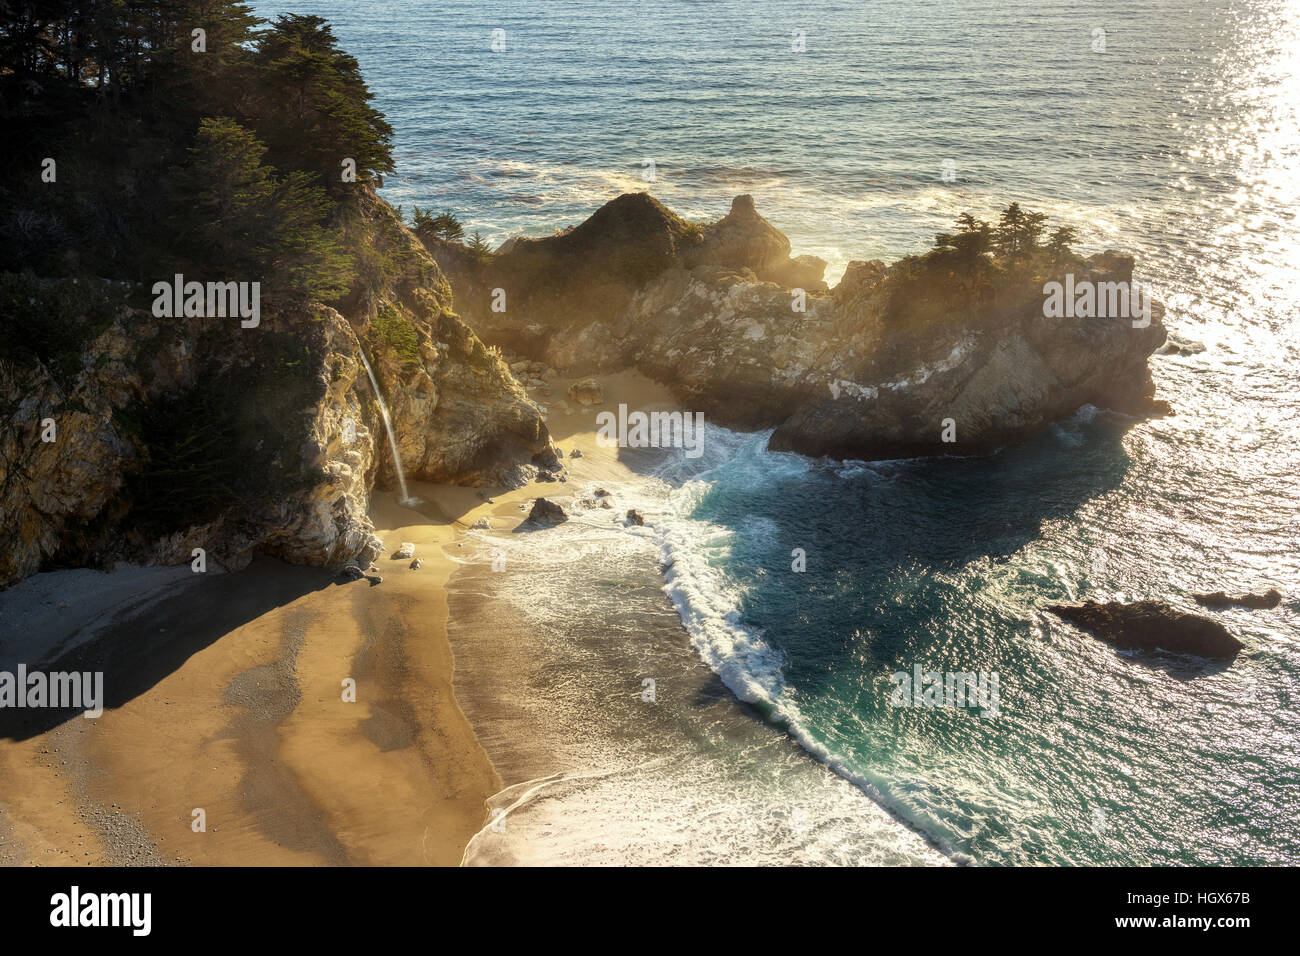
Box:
[0,490,504,865]
[1,368,949,866]
[0,368,689,866]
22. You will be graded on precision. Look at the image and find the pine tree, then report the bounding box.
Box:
[252,14,394,186]
[172,116,349,299]
[1046,225,1078,258]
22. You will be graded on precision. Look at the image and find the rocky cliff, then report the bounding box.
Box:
[0,189,555,588]
[428,193,1167,458]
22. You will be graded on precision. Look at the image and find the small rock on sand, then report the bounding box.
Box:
[528,498,568,524]
[568,378,604,406]
[393,542,415,560]
[409,559,422,570]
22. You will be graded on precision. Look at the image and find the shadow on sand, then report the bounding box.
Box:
[0,557,338,741]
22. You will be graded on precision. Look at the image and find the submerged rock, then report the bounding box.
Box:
[527,498,567,524]
[1193,589,1282,610]
[1047,600,1243,659]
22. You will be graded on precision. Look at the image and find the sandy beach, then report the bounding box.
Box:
[0,370,678,866]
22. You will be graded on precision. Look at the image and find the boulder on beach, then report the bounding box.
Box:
[1046,600,1243,659]
[568,378,605,406]
[527,498,568,524]
[1193,589,1282,610]
[470,516,491,530]
[393,542,415,560]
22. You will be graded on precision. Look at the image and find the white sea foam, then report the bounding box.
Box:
[642,427,969,861]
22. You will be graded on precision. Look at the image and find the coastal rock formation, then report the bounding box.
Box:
[1047,601,1244,659]
[425,192,1167,458]
[526,497,567,524]
[1193,589,1282,610]
[568,378,605,406]
[0,191,554,588]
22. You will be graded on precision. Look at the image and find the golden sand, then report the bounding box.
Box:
[0,370,678,866]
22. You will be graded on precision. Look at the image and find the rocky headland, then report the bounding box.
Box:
[425,192,1168,460]
[2,188,1171,591]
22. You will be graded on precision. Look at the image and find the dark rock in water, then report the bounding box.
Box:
[527,498,567,524]
[1047,600,1243,659]
[626,509,645,526]
[593,488,610,497]
[1193,589,1282,610]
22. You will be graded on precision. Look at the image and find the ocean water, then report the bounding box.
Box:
[254,0,1300,864]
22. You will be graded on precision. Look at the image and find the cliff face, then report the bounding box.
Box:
[426,193,1167,457]
[0,192,554,588]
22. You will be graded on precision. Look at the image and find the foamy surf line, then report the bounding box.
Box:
[645,426,971,863]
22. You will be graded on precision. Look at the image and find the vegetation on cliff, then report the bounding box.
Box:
[0,3,555,586]
[883,204,1086,329]
[2,2,391,303]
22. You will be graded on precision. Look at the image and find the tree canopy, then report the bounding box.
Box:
[0,1,395,301]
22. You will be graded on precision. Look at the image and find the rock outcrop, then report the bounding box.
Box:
[0,190,555,589]
[1193,589,1282,610]
[1047,601,1244,659]
[526,497,567,524]
[424,192,1167,458]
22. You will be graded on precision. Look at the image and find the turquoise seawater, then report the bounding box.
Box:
[255,0,1300,864]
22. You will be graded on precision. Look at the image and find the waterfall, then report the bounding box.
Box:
[357,347,420,506]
